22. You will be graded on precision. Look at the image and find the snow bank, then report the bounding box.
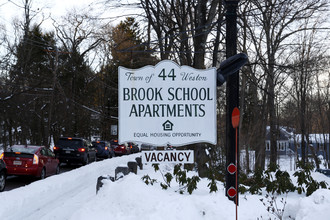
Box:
[285,189,330,219]
[0,154,330,219]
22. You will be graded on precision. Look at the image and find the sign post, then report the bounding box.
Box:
[232,107,240,219]
[224,0,240,208]
[118,60,217,146]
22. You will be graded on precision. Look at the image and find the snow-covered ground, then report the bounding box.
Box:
[1,153,330,220]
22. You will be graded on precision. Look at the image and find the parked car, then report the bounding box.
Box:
[316,168,330,177]
[0,145,60,179]
[111,140,131,156]
[54,137,97,165]
[0,159,7,192]
[92,141,115,159]
[141,144,157,151]
[166,144,175,150]
[128,142,140,153]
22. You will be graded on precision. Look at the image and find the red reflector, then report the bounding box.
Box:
[227,187,237,198]
[78,148,86,152]
[53,146,59,150]
[227,163,237,175]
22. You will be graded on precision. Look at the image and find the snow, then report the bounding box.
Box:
[1,153,330,220]
[293,133,329,143]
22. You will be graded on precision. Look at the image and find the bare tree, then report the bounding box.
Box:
[287,19,328,166]
[52,10,104,138]
[239,1,269,170]
[315,57,330,167]
[140,0,221,68]
[240,0,328,167]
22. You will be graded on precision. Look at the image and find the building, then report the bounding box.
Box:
[265,126,330,161]
[265,126,294,156]
[289,133,330,161]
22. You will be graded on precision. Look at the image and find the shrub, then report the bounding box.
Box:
[143,164,201,195]
[248,167,265,195]
[259,194,288,220]
[293,161,328,196]
[241,165,295,195]
[264,164,295,194]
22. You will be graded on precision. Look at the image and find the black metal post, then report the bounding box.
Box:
[225,0,240,205]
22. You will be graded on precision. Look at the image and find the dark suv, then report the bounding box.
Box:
[92,141,115,159]
[54,137,97,165]
[0,158,7,192]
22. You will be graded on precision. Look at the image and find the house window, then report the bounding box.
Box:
[277,142,285,151]
[266,142,270,151]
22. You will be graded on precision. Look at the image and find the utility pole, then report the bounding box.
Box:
[224,0,240,206]
[46,47,59,148]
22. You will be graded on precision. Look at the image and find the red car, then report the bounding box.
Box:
[112,140,131,156]
[0,145,60,179]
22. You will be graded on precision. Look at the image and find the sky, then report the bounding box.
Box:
[0,0,141,70]
[1,152,330,219]
[0,0,140,32]
[0,0,90,26]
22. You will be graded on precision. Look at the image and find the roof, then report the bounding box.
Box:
[266,126,292,141]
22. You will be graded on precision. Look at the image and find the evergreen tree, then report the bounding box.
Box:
[96,17,158,139]
[8,25,56,145]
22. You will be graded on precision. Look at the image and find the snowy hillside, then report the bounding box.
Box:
[1,153,330,220]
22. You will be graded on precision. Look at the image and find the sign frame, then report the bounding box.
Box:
[118,60,217,146]
[142,150,194,164]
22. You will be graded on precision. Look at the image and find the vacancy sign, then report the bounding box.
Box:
[142,150,194,164]
[118,60,217,146]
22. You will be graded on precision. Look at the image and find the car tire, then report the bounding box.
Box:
[0,171,6,192]
[40,168,46,179]
[55,165,60,175]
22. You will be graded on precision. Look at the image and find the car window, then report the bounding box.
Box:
[40,148,47,156]
[47,149,55,157]
[9,145,38,154]
[56,140,83,147]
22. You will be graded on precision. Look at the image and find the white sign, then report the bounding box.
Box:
[111,125,117,135]
[118,60,217,146]
[142,150,194,164]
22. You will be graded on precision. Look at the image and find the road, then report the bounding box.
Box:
[4,163,88,191]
